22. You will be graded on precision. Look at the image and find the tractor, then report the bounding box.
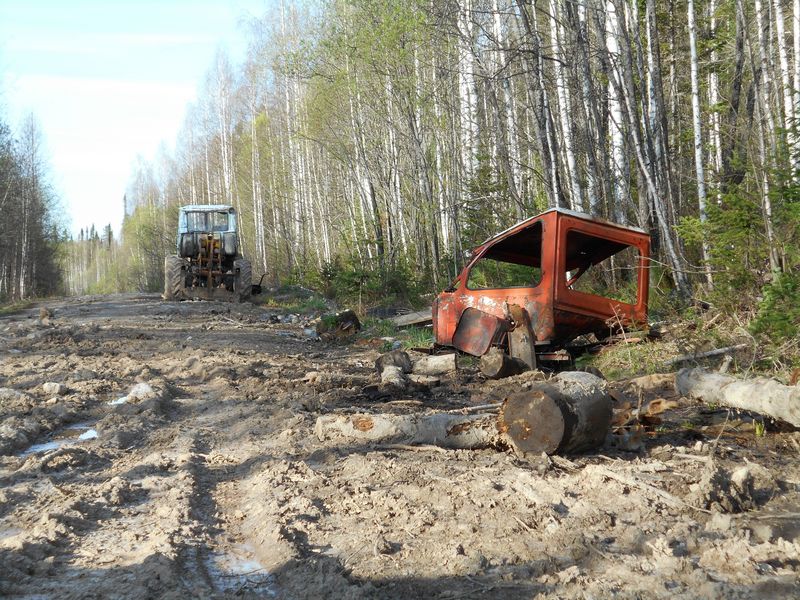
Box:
[163,204,252,302]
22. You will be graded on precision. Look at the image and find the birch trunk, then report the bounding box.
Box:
[708,0,722,195]
[605,0,628,224]
[773,0,797,171]
[755,0,781,272]
[688,0,714,287]
[549,0,583,211]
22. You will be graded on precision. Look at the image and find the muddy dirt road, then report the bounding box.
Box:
[0,294,798,599]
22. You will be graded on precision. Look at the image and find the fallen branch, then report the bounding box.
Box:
[676,367,800,427]
[663,344,748,367]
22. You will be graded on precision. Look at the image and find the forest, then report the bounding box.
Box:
[0,113,61,303]
[13,0,800,340]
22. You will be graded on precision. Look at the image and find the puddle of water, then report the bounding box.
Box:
[20,421,98,456]
[78,429,98,440]
[205,545,277,596]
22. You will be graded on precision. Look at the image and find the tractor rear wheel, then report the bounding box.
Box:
[234,258,252,302]
[164,255,187,300]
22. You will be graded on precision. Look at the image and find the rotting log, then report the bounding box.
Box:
[676,368,800,427]
[412,353,457,376]
[315,372,612,455]
[480,347,530,379]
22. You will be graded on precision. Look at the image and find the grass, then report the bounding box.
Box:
[362,318,399,338]
[400,325,434,349]
[258,293,328,314]
[577,338,673,380]
[0,300,33,316]
[359,319,435,350]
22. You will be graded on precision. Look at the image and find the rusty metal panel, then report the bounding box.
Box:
[452,308,509,356]
[433,208,651,357]
[507,304,536,369]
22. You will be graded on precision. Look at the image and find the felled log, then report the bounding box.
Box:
[498,372,612,454]
[316,372,612,455]
[412,353,457,376]
[507,304,536,369]
[380,365,408,387]
[314,412,499,449]
[676,367,800,427]
[480,347,529,379]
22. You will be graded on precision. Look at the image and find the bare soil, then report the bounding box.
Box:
[0,293,798,599]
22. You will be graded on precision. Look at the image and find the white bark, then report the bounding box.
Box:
[676,368,800,427]
[688,0,714,287]
[794,0,800,136]
[412,353,458,376]
[773,0,797,171]
[755,0,781,272]
[549,0,583,211]
[708,0,723,192]
[458,0,478,183]
[605,0,628,223]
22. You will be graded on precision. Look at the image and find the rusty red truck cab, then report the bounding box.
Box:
[433,208,650,363]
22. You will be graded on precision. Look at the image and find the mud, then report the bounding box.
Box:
[0,293,798,599]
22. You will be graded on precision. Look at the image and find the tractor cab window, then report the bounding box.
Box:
[209,212,229,232]
[467,221,543,289]
[563,230,640,304]
[186,211,230,232]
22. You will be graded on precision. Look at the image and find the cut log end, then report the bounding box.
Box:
[498,390,564,455]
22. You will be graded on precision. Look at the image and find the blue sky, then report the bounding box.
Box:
[0,0,265,235]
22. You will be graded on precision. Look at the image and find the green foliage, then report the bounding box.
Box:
[400,325,433,349]
[0,300,33,316]
[467,258,541,289]
[751,271,800,341]
[310,255,424,311]
[362,318,398,338]
[677,188,770,310]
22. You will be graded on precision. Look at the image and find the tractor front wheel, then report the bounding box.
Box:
[164,255,187,301]
[234,258,252,302]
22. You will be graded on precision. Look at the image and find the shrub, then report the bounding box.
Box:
[751,271,800,341]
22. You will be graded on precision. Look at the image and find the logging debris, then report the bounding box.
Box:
[316,372,612,456]
[676,367,800,428]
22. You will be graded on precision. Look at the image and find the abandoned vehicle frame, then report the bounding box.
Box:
[433,208,650,367]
